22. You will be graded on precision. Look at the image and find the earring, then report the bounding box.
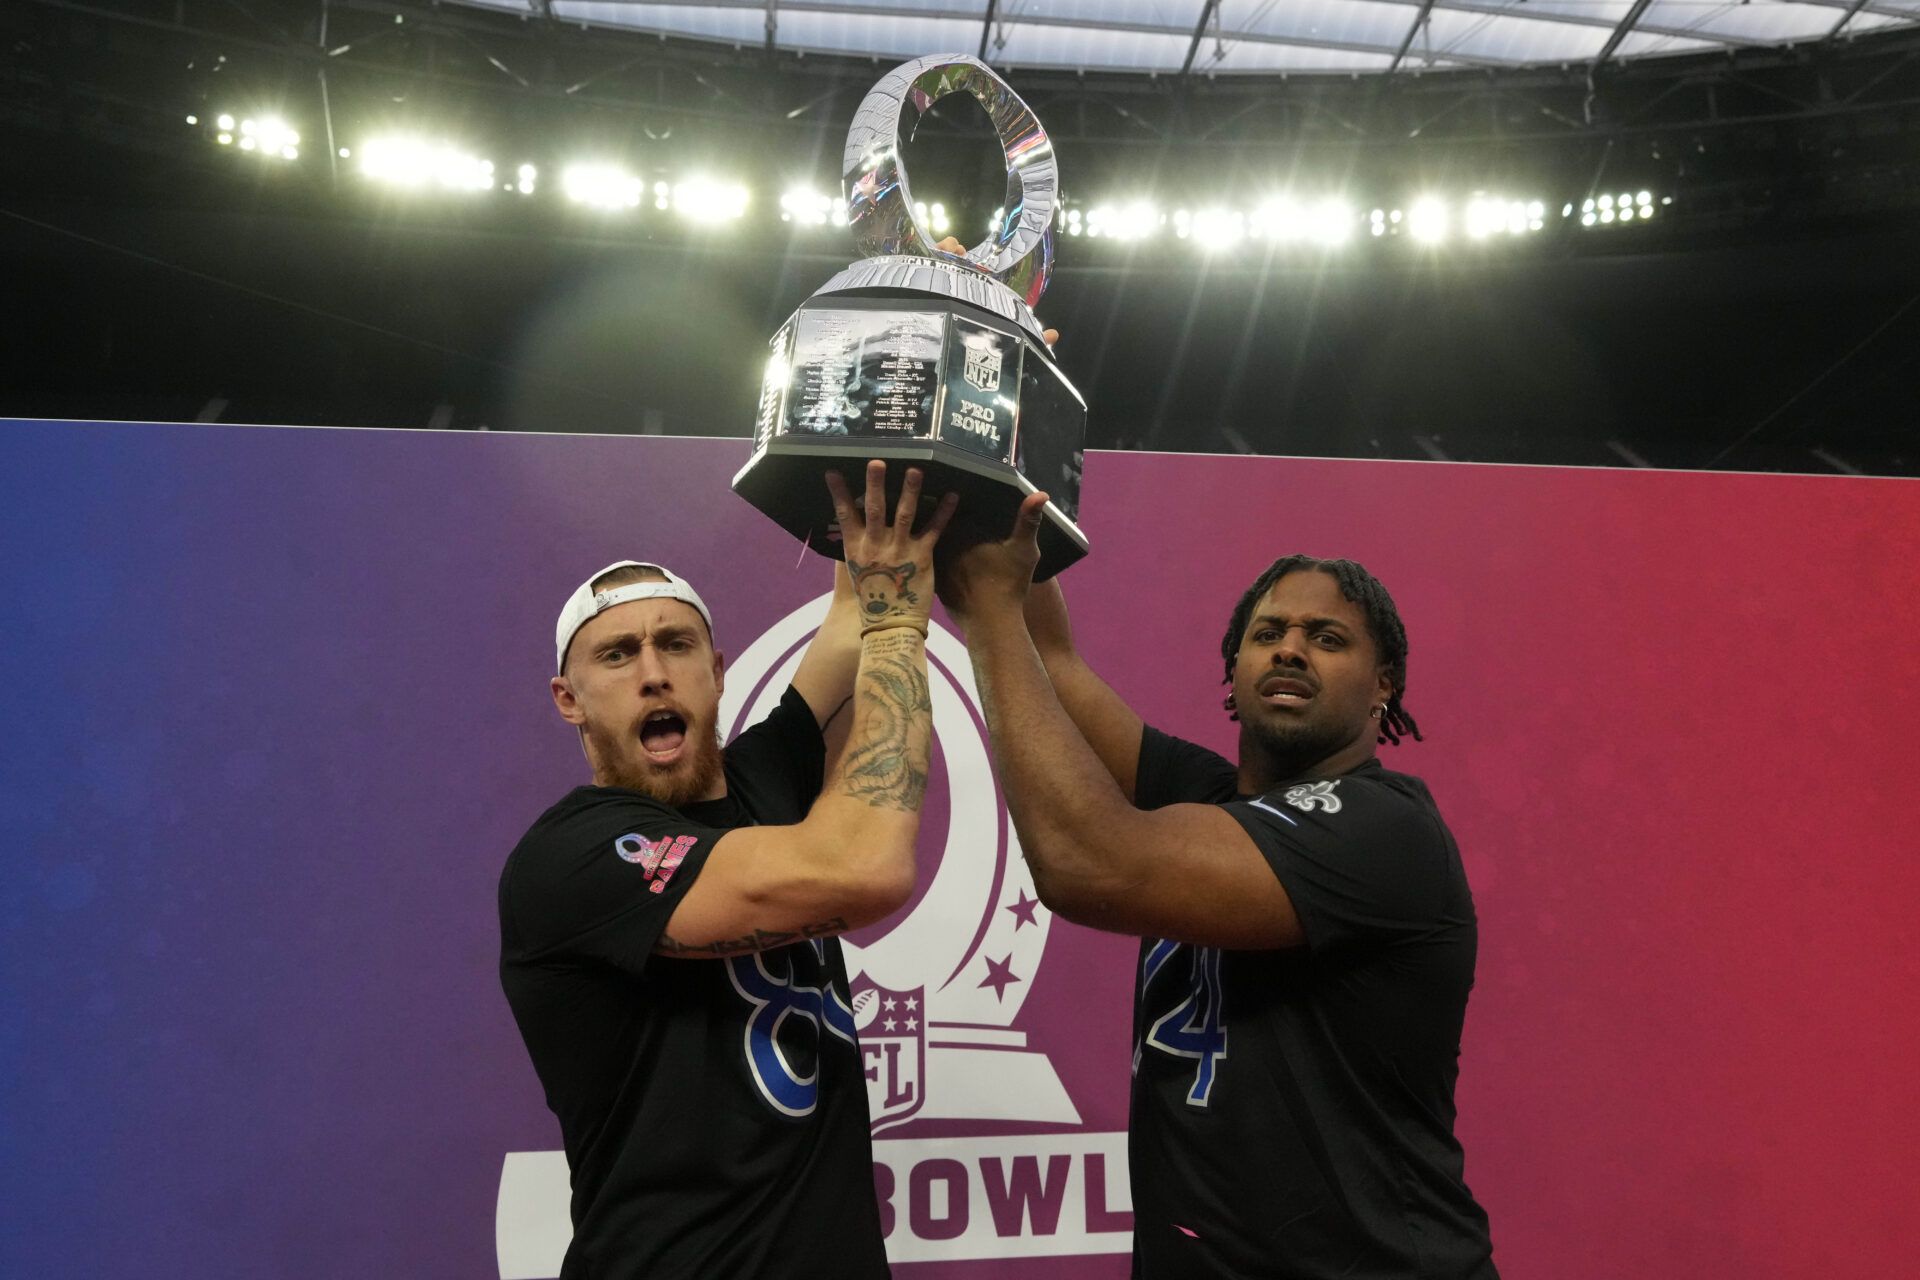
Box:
[1223,692,1238,720]
[1369,706,1384,719]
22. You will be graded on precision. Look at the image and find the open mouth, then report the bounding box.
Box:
[639,710,689,760]
[1259,677,1315,707]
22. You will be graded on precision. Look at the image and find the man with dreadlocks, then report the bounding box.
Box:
[938,494,1496,1280]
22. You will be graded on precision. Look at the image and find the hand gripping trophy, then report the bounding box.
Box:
[733,54,1089,578]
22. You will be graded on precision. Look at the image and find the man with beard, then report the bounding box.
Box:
[499,461,956,1278]
[937,497,1497,1279]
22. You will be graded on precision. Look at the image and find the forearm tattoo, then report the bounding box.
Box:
[846,557,925,632]
[834,629,932,811]
[656,918,848,957]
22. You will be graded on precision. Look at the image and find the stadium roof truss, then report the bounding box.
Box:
[448,0,1920,77]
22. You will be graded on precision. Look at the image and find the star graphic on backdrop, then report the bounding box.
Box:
[905,1017,918,1031]
[904,996,918,1011]
[978,954,1023,1002]
[883,996,897,1011]
[1005,888,1041,929]
[883,1017,897,1032]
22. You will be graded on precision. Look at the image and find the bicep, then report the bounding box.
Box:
[1052,803,1305,950]
[1025,578,1146,799]
[1042,654,1146,801]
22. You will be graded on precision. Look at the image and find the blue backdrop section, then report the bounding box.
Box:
[0,419,878,1277]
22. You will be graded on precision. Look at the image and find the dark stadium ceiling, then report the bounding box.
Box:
[449,0,1920,75]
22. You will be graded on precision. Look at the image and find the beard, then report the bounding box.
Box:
[587,719,725,807]
[1240,713,1358,783]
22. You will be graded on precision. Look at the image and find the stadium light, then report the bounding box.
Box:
[359,137,495,193]
[515,164,537,196]
[1466,195,1547,239]
[206,113,299,161]
[1085,202,1159,241]
[1308,199,1353,245]
[1189,208,1244,250]
[780,186,837,227]
[673,177,748,223]
[561,162,642,211]
[1249,198,1300,242]
[913,201,951,236]
[1464,197,1497,240]
[1408,197,1448,244]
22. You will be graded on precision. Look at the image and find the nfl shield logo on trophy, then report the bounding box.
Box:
[963,339,1003,394]
[852,980,926,1132]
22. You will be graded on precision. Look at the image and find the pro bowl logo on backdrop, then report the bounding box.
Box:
[494,594,1132,1278]
[718,595,1072,1136]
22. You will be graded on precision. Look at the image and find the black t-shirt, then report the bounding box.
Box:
[1129,726,1496,1280]
[498,687,889,1279]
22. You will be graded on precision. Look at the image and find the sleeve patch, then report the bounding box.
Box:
[1280,780,1342,813]
[613,832,699,894]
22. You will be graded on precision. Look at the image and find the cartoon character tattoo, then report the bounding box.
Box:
[848,558,920,619]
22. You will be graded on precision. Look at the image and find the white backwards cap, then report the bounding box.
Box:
[554,560,715,674]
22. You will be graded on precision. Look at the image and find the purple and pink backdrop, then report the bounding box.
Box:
[3,418,1916,1278]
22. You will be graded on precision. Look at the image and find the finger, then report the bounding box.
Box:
[1042,328,1060,349]
[825,470,859,530]
[863,459,887,531]
[935,236,966,255]
[1010,491,1049,546]
[919,491,961,543]
[893,467,923,532]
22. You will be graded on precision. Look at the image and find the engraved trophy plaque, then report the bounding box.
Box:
[732,53,1088,578]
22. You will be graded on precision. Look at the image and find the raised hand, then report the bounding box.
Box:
[936,489,1050,627]
[825,460,959,636]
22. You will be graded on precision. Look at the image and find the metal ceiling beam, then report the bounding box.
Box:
[1389,0,1438,74]
[549,0,1501,67]
[1181,0,1222,76]
[978,0,997,61]
[1825,0,1877,43]
[1797,0,1916,20]
[1593,0,1656,71]
[1367,0,1768,48]
[451,0,1824,64]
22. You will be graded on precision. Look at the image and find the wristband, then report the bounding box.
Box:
[860,618,931,638]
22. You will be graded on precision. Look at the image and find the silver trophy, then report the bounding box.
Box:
[732,54,1088,578]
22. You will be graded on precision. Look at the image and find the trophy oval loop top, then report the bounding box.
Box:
[841,54,1057,312]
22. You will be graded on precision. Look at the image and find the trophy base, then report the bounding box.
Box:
[731,434,1088,581]
[735,286,1089,580]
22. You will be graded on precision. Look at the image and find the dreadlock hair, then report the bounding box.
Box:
[1219,555,1423,747]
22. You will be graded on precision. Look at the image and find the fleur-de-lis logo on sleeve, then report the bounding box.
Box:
[1283,780,1343,814]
